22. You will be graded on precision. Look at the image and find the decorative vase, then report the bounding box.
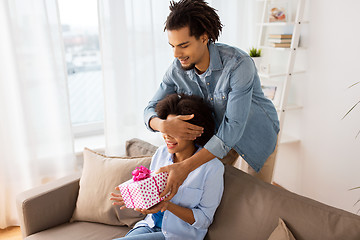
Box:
[252,57,263,71]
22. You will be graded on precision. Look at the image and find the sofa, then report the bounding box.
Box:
[17,138,360,240]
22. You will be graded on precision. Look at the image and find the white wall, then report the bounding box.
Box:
[274,0,360,214]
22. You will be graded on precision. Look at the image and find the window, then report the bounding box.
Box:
[58,0,104,137]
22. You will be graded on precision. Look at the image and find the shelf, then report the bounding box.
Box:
[259,45,306,51]
[280,134,300,144]
[256,0,292,2]
[256,0,306,147]
[257,21,309,26]
[258,69,305,78]
[276,105,303,112]
[257,22,296,26]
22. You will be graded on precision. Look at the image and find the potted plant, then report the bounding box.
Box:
[249,47,262,71]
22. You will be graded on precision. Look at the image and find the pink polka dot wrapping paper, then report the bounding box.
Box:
[118,171,169,209]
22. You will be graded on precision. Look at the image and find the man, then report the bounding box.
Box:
[144,0,279,200]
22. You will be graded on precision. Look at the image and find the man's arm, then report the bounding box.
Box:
[158,57,256,200]
[203,56,256,159]
[157,147,215,200]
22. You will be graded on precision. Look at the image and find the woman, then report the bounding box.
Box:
[110,93,224,240]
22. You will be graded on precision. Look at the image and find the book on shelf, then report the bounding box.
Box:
[268,34,292,39]
[270,42,291,48]
[268,38,292,43]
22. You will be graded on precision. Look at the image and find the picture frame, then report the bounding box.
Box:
[260,63,271,74]
[261,85,277,101]
[261,82,283,107]
[267,2,289,23]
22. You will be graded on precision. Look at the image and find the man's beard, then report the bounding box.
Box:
[181,63,195,71]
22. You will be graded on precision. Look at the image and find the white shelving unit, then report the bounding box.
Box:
[257,0,306,145]
[255,0,307,181]
[258,69,305,78]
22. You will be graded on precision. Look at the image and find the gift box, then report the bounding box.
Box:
[118,166,169,209]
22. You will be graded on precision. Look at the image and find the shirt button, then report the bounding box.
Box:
[207,82,210,85]
[210,97,213,101]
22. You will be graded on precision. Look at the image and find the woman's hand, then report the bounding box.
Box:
[109,186,127,210]
[134,201,169,214]
[136,201,195,225]
[156,161,191,201]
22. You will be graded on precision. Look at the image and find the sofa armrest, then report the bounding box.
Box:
[16,173,81,238]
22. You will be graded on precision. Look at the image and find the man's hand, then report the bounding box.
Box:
[156,161,191,201]
[151,115,204,140]
[109,186,127,210]
[156,148,216,201]
[134,201,169,214]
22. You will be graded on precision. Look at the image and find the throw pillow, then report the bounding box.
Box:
[268,218,296,240]
[70,147,152,226]
[125,138,158,157]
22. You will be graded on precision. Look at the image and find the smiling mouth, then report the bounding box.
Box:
[166,142,178,149]
[179,57,189,64]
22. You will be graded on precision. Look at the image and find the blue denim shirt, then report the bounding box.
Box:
[144,42,279,171]
[134,145,224,240]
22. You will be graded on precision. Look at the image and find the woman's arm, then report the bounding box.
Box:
[153,161,224,229]
[111,187,196,225]
[190,164,224,229]
[167,202,195,225]
[136,201,195,225]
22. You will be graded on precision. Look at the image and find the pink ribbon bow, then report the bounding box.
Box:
[132,166,151,181]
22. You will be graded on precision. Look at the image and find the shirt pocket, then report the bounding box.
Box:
[179,187,203,209]
[213,90,229,114]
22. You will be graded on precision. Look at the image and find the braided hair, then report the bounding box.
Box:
[164,0,223,42]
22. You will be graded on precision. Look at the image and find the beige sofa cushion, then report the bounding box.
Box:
[25,222,130,240]
[268,218,296,240]
[70,148,151,227]
[206,165,360,240]
[125,138,158,157]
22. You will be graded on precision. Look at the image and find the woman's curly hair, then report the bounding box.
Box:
[155,93,215,147]
[164,0,223,42]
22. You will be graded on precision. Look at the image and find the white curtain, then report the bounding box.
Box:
[98,0,172,155]
[0,0,75,228]
[210,0,257,50]
[98,0,256,155]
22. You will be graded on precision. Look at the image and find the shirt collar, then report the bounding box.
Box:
[208,42,223,71]
[184,42,223,79]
